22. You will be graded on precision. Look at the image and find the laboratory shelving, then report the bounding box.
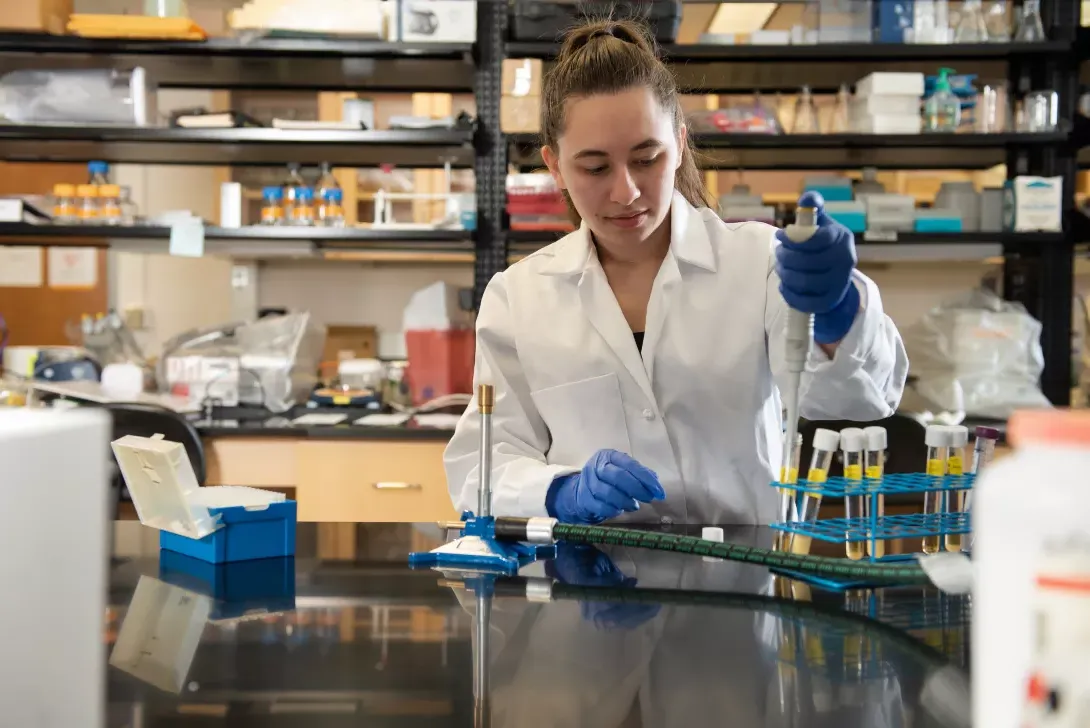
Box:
[0,222,470,244]
[0,125,474,167]
[0,33,475,91]
[0,1,1084,403]
[509,130,1070,171]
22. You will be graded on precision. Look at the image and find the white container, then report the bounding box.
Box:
[850,113,922,134]
[1005,176,1063,232]
[339,358,386,391]
[851,94,921,117]
[856,72,926,98]
[974,410,1090,728]
[398,0,476,42]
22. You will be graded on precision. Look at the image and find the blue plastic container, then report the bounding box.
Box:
[826,210,867,232]
[159,500,297,564]
[804,185,854,203]
[158,550,296,620]
[914,216,963,233]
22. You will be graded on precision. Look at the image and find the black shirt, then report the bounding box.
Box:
[633,331,645,352]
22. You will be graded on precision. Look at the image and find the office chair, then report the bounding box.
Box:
[103,403,207,517]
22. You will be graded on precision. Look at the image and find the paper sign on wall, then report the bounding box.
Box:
[170,218,205,258]
[48,247,98,289]
[0,246,43,287]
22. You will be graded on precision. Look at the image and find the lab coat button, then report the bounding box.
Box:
[642,408,655,420]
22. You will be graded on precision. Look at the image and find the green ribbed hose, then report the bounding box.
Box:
[550,523,931,585]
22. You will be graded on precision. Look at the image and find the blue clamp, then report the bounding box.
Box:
[408,511,555,576]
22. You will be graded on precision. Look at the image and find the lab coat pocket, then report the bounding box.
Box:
[530,373,632,467]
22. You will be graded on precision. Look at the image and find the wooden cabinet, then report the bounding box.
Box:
[204,435,456,523]
[295,440,456,522]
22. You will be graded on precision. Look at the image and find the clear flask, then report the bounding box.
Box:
[829,84,850,134]
[791,85,820,134]
[1014,0,1046,42]
[984,0,1011,41]
[954,0,989,42]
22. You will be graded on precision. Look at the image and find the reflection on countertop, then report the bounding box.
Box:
[104,521,971,728]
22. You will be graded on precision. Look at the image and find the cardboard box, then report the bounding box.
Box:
[322,325,378,363]
[398,0,476,42]
[501,95,541,134]
[502,58,543,97]
[0,0,72,34]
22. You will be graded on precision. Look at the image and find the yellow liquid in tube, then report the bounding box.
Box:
[945,454,964,552]
[922,458,945,554]
[791,468,826,555]
[844,463,865,561]
[865,464,885,558]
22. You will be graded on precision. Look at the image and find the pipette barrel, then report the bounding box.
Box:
[477,384,494,519]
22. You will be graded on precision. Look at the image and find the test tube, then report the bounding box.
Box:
[791,428,840,555]
[840,428,867,561]
[863,426,887,558]
[944,425,969,552]
[922,425,949,554]
[964,425,1000,514]
[775,433,803,551]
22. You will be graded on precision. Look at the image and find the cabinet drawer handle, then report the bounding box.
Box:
[373,482,422,490]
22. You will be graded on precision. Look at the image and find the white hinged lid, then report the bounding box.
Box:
[111,434,287,539]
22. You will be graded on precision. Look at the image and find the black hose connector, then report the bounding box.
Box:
[494,516,530,542]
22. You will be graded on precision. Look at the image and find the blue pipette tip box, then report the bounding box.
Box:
[158,550,296,620]
[112,434,298,565]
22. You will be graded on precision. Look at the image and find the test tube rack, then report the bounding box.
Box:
[770,472,976,564]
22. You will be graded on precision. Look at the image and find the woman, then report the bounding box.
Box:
[445,18,909,526]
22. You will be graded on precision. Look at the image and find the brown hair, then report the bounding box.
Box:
[540,17,711,224]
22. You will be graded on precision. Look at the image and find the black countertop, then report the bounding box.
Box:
[192,404,455,440]
[105,522,970,727]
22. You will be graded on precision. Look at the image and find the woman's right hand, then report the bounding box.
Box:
[545,449,665,524]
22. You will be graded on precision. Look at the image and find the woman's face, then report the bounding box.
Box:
[543,86,684,252]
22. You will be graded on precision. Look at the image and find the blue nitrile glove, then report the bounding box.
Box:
[774,191,861,345]
[546,543,662,631]
[545,449,665,525]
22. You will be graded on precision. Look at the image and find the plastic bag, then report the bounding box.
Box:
[903,287,1050,418]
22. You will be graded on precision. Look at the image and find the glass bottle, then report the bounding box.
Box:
[1014,0,1046,42]
[924,68,961,132]
[829,84,850,134]
[315,162,340,205]
[76,184,98,223]
[318,188,345,227]
[119,185,137,225]
[98,184,122,225]
[88,160,109,186]
[984,0,1011,41]
[281,163,306,222]
[954,0,989,42]
[791,85,820,134]
[261,186,283,225]
[52,183,76,224]
[292,187,314,226]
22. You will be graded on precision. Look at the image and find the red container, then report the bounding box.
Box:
[405,329,475,405]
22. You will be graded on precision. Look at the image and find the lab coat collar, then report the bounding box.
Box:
[539,191,717,276]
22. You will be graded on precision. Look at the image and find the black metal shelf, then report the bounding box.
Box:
[508,40,1070,62]
[509,40,1073,93]
[0,222,472,246]
[0,33,475,91]
[509,131,1069,171]
[0,125,474,167]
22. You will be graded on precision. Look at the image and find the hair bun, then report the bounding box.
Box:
[559,18,657,58]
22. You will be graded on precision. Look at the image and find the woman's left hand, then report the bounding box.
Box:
[774,191,861,345]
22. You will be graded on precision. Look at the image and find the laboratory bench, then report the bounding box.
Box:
[103,520,970,728]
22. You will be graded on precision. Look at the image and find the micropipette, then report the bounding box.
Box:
[840,428,867,561]
[922,425,949,555]
[779,205,819,524]
[792,428,839,555]
[944,425,968,553]
[863,426,887,558]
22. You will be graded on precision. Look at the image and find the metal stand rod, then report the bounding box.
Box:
[477,384,494,518]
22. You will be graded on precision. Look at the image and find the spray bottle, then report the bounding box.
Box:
[925,67,961,132]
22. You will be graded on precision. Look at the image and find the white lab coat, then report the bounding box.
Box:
[445,192,909,524]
